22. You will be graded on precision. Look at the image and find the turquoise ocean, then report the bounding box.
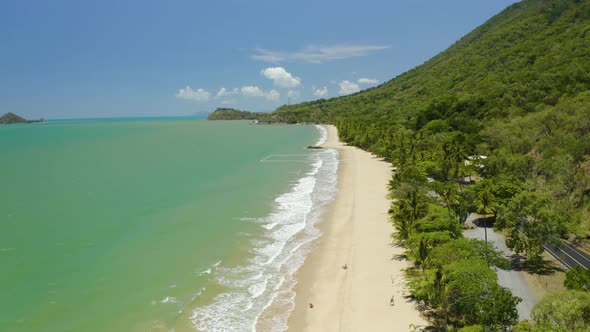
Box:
[0,118,338,331]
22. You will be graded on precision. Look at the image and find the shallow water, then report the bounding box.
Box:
[0,119,332,331]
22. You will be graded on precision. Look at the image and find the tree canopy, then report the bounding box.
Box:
[260,0,590,329]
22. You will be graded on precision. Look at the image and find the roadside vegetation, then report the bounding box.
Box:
[261,0,590,330]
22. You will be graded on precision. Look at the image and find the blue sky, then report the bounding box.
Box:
[0,0,518,119]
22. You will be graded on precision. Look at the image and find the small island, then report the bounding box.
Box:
[207,108,266,120]
[0,112,44,124]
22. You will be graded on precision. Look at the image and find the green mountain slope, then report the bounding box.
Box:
[261,1,590,328]
[207,108,265,120]
[263,0,590,238]
[264,0,589,126]
[0,112,44,124]
[0,112,28,124]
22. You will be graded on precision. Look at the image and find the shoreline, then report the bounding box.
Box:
[286,125,427,331]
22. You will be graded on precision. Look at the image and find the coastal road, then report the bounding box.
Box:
[543,237,590,270]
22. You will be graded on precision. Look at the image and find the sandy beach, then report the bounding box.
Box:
[287,125,427,331]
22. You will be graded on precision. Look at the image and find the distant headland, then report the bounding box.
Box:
[207,108,266,120]
[0,112,44,124]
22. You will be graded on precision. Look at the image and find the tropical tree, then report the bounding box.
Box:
[496,191,565,263]
[407,231,454,266]
[458,325,483,332]
[391,188,428,240]
[430,180,461,217]
[564,265,590,292]
[471,180,497,217]
[442,132,471,180]
[450,188,477,225]
[443,258,520,329]
[425,238,511,270]
[531,291,590,331]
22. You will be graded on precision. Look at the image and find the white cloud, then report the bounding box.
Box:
[220,99,236,105]
[241,85,265,97]
[216,87,239,98]
[338,80,360,95]
[313,86,328,98]
[287,90,300,98]
[260,67,301,88]
[175,86,210,101]
[358,78,378,85]
[266,89,280,101]
[241,86,280,101]
[251,44,391,64]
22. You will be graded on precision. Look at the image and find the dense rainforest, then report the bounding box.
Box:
[260,0,590,330]
[207,108,265,120]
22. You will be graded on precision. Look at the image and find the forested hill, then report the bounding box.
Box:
[0,112,44,124]
[262,0,589,126]
[262,0,590,237]
[259,1,590,330]
[207,108,265,120]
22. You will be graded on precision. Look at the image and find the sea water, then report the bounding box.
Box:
[0,118,338,332]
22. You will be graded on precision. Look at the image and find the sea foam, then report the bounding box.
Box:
[190,125,338,332]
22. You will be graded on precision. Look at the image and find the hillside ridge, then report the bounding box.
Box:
[0,112,44,124]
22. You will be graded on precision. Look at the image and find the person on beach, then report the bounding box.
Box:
[390,295,395,306]
[309,303,314,309]
[342,263,347,270]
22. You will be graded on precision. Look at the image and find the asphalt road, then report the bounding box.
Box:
[543,237,590,270]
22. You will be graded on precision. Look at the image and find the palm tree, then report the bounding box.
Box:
[392,189,428,240]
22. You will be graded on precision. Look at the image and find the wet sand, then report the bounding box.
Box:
[287,125,427,331]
